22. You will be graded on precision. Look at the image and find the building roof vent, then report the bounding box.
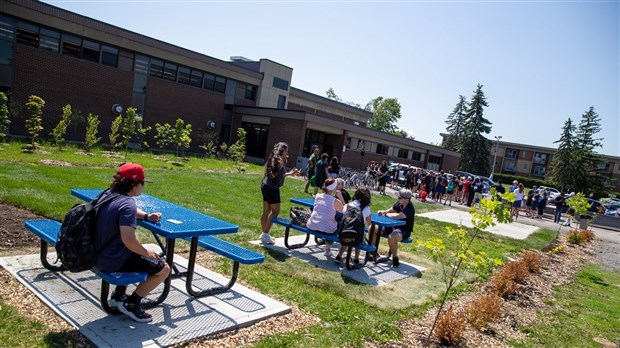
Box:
[230,56,253,62]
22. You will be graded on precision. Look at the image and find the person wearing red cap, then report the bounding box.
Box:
[94,163,171,323]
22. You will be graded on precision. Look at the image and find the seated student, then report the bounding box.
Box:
[374,189,415,268]
[306,178,345,257]
[95,163,171,323]
[417,186,428,202]
[335,178,351,204]
[335,188,372,265]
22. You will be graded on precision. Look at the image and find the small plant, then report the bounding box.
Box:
[503,260,530,283]
[51,104,72,150]
[171,118,192,159]
[491,269,518,298]
[83,113,100,153]
[117,107,151,161]
[0,92,10,142]
[567,231,586,245]
[548,245,565,255]
[109,115,122,148]
[197,130,219,158]
[434,305,466,346]
[24,95,45,149]
[579,230,595,242]
[228,128,247,172]
[154,122,174,150]
[521,251,543,273]
[466,292,503,330]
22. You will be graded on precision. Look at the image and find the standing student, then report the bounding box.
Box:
[377,160,389,195]
[314,153,330,195]
[554,192,566,223]
[95,163,171,323]
[260,142,300,245]
[328,156,340,179]
[304,147,319,194]
[511,183,525,220]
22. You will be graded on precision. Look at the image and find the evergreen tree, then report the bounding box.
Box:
[443,95,468,151]
[574,106,607,194]
[458,84,492,174]
[550,118,577,192]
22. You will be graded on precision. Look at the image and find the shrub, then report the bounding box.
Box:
[579,230,595,242]
[0,92,10,142]
[434,305,466,346]
[548,245,565,255]
[491,270,518,298]
[521,251,543,273]
[25,95,45,149]
[52,104,72,149]
[84,113,100,153]
[502,260,530,283]
[567,231,585,245]
[466,292,503,330]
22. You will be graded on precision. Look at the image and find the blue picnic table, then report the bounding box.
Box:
[72,189,239,299]
[289,197,406,263]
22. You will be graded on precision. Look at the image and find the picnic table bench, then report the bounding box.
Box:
[24,219,150,314]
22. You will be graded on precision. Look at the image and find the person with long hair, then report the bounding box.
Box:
[260,142,300,244]
[328,156,340,179]
[305,177,344,256]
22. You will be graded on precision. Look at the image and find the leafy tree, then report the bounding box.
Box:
[365,96,402,134]
[418,192,511,339]
[228,128,247,172]
[51,104,72,150]
[109,115,122,148]
[117,107,151,161]
[171,118,192,159]
[25,95,45,149]
[154,122,174,150]
[84,113,100,153]
[325,88,361,108]
[573,106,607,194]
[550,118,577,192]
[458,84,492,175]
[443,95,468,151]
[0,92,10,142]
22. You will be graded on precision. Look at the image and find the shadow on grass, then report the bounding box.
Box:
[264,247,290,262]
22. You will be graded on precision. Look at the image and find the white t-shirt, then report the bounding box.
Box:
[513,188,525,201]
[344,200,371,224]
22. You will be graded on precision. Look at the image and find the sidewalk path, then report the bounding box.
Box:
[418,209,538,240]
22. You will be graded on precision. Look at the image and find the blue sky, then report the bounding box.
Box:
[43,0,619,156]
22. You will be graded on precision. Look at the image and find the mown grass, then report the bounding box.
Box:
[0,140,570,347]
[510,264,620,347]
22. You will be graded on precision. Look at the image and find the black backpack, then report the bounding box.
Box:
[56,190,120,272]
[338,204,366,247]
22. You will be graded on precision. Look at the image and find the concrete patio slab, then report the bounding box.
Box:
[0,245,290,348]
[251,235,426,285]
[418,208,538,240]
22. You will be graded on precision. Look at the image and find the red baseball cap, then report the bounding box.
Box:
[117,163,152,182]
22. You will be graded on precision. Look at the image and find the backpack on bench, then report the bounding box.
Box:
[338,204,366,247]
[56,190,120,272]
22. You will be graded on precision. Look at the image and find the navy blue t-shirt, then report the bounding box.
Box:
[392,201,415,239]
[94,190,137,272]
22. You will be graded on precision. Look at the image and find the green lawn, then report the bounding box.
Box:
[1,140,611,347]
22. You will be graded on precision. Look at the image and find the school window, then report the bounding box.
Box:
[277,95,286,109]
[39,28,60,53]
[16,21,39,47]
[133,54,149,74]
[162,62,177,81]
[177,66,191,85]
[190,69,203,87]
[411,151,422,161]
[428,155,441,165]
[149,58,163,78]
[533,166,546,176]
[533,152,547,164]
[81,39,100,62]
[0,15,15,42]
[245,85,257,100]
[61,34,81,58]
[397,148,409,159]
[214,76,226,93]
[376,144,388,155]
[203,73,215,90]
[100,45,118,67]
[505,149,517,159]
[272,77,289,91]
